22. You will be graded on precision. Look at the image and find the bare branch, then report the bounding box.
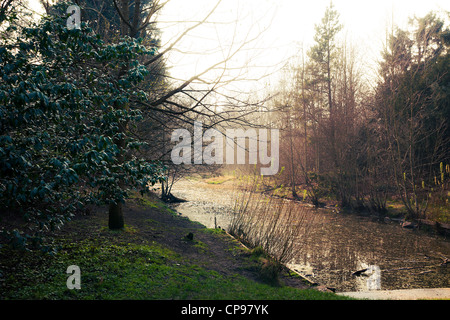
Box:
[143,0,222,68]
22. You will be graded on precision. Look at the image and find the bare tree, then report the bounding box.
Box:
[103,0,274,226]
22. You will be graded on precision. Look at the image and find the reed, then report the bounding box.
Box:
[229,175,317,267]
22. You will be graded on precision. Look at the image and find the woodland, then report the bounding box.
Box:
[0,0,449,252]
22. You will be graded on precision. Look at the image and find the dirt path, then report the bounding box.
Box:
[337,288,450,300]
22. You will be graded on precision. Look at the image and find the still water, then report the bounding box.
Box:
[169,179,450,292]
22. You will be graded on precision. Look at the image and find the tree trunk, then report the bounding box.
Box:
[108,0,131,230]
[109,132,127,229]
[109,202,124,229]
[287,110,298,199]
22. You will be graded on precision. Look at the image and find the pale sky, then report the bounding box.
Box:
[157,0,449,93]
[27,0,449,92]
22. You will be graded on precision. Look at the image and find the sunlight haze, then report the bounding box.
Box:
[27,0,449,89]
[157,0,449,90]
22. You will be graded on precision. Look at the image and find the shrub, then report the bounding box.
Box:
[229,175,317,267]
[0,6,164,250]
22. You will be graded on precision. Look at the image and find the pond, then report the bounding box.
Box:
[169,178,450,293]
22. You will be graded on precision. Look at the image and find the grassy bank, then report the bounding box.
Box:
[0,193,350,300]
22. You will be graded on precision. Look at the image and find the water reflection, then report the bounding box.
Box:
[353,264,381,291]
[170,179,450,292]
[366,265,382,290]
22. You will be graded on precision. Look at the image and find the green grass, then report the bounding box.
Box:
[204,175,235,185]
[129,191,178,215]
[0,237,344,300]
